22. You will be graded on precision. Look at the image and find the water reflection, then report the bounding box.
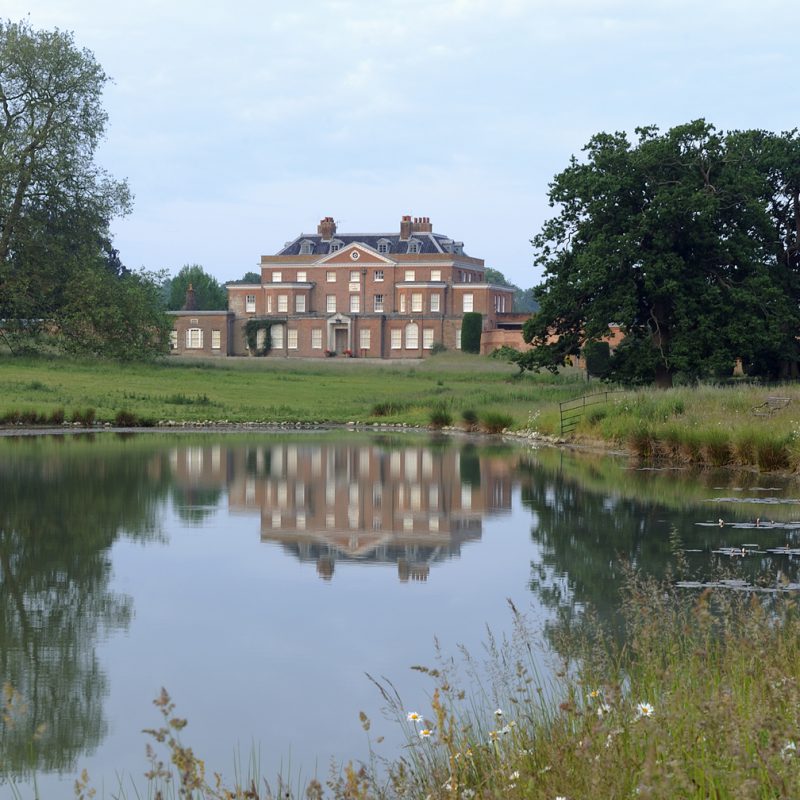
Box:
[0,440,168,777]
[2,433,800,790]
[172,439,514,581]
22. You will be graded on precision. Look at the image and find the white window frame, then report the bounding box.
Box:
[374,294,384,312]
[311,329,323,349]
[430,269,441,281]
[267,295,273,313]
[374,269,384,281]
[399,294,407,313]
[456,328,462,349]
[170,330,178,350]
[463,293,474,312]
[326,295,336,313]
[349,270,360,282]
[277,294,288,313]
[296,270,307,282]
[404,322,419,349]
[390,329,402,350]
[211,329,221,350]
[272,271,282,282]
[287,329,298,350]
[295,294,306,313]
[423,328,434,350]
[404,269,416,282]
[245,294,256,313]
[186,328,203,349]
[359,329,371,350]
[350,294,360,313]
[326,270,336,283]
[411,293,422,313]
[271,324,284,349]
[430,294,440,312]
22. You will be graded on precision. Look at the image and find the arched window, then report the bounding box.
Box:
[404,322,419,349]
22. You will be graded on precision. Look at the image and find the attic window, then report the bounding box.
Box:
[408,240,421,254]
[377,240,391,254]
[299,240,314,255]
[330,240,343,252]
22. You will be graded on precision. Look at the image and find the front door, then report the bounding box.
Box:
[335,327,348,354]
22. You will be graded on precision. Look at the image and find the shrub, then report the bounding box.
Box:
[461,408,478,430]
[430,342,447,355]
[461,312,482,354]
[370,401,408,417]
[583,340,611,378]
[428,404,452,429]
[115,409,139,427]
[48,407,65,425]
[480,411,513,433]
[71,408,96,427]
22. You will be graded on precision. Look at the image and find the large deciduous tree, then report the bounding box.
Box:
[0,19,169,358]
[520,120,800,386]
[166,263,228,310]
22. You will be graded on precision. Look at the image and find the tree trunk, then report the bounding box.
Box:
[654,364,673,388]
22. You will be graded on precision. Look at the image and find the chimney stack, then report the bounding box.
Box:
[400,215,413,240]
[412,216,432,233]
[317,216,336,241]
[182,283,197,311]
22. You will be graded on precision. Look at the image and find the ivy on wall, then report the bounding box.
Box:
[244,319,273,356]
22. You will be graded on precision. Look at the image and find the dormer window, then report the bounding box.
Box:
[453,242,464,254]
[330,239,343,252]
[407,240,421,254]
[377,239,391,254]
[299,240,314,255]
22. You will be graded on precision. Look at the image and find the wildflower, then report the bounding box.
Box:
[461,791,476,800]
[488,730,499,743]
[406,711,422,723]
[443,778,454,791]
[499,724,512,736]
[635,702,654,718]
[419,728,433,739]
[597,702,611,717]
[494,708,503,717]
[509,770,520,780]
[782,741,797,759]
[587,688,602,701]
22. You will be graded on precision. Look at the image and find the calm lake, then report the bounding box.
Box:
[2,431,799,797]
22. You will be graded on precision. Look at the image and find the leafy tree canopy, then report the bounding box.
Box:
[227,270,261,285]
[484,268,539,313]
[0,19,169,359]
[165,264,227,310]
[518,120,800,386]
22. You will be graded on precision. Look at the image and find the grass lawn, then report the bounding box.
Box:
[0,352,586,428]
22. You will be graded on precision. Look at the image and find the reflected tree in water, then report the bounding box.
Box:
[0,442,169,777]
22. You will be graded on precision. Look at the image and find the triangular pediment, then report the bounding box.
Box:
[317,243,396,265]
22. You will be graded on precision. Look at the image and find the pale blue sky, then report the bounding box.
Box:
[6,0,800,287]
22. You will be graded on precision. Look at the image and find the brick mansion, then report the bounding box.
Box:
[169,215,522,358]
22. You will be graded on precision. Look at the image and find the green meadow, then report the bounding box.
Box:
[0,353,584,429]
[2,353,800,470]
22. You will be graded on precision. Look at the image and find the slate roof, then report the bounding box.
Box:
[276,231,468,257]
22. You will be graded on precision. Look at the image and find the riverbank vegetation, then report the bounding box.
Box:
[3,352,800,471]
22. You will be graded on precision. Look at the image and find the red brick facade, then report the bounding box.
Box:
[170,216,515,359]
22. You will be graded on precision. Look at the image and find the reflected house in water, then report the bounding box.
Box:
[225,441,514,580]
